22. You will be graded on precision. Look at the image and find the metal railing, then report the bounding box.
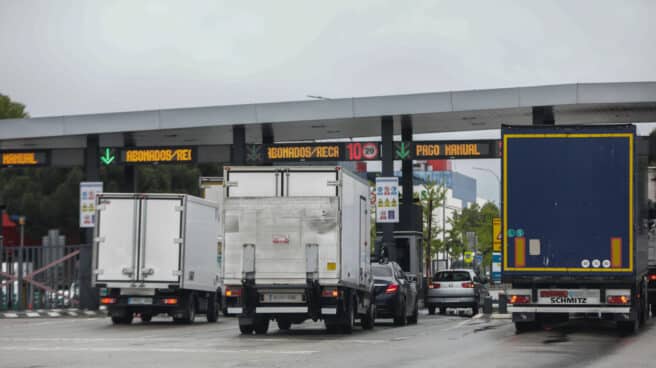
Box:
[0,244,86,310]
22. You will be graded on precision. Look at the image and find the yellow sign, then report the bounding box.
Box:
[1,151,48,166]
[123,148,193,163]
[464,251,474,264]
[493,217,501,252]
[266,145,340,160]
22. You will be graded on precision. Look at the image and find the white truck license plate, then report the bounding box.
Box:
[264,294,302,303]
[128,297,153,305]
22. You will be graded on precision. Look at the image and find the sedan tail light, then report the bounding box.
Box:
[385,283,399,294]
[461,282,475,288]
[428,282,441,289]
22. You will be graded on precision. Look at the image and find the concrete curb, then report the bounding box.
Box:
[0,309,106,319]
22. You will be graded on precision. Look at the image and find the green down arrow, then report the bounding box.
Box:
[396,142,411,160]
[100,148,116,165]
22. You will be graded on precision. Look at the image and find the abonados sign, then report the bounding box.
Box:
[245,142,381,162]
[99,147,196,165]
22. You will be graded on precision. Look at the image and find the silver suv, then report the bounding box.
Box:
[426,269,488,316]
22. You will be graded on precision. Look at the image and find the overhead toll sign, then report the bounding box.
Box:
[1,151,49,167]
[245,142,382,163]
[100,147,195,165]
[394,140,500,160]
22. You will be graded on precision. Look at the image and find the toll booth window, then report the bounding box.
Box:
[433,271,471,282]
[394,238,410,272]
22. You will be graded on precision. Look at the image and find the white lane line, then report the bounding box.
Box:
[0,346,317,355]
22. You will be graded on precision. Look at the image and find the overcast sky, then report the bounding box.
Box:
[1,0,655,203]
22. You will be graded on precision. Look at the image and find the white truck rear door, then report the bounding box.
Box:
[227,171,280,197]
[140,197,183,283]
[96,197,138,282]
[285,171,337,196]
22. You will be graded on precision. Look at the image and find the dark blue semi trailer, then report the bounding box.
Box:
[502,124,649,333]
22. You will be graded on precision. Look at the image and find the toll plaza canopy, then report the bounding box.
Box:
[1,82,656,161]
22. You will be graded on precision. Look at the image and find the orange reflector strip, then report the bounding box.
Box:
[515,237,526,267]
[611,237,622,268]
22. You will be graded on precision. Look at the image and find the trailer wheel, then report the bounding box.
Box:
[140,314,152,323]
[514,321,537,334]
[111,315,133,325]
[239,322,254,335]
[206,292,219,323]
[361,302,375,330]
[254,317,269,335]
[439,307,447,315]
[618,319,639,334]
[427,305,435,315]
[277,319,292,331]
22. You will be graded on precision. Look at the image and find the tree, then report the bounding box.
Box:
[448,201,500,271]
[0,93,29,119]
[419,181,446,277]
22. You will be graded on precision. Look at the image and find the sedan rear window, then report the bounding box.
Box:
[372,265,393,277]
[433,271,471,282]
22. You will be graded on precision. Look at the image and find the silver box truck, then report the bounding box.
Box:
[222,166,375,334]
[92,193,222,324]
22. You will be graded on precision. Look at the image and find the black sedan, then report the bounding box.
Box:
[372,261,418,326]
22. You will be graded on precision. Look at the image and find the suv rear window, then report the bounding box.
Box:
[372,265,393,277]
[433,271,471,282]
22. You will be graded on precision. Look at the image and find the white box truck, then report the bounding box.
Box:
[222,166,375,334]
[92,193,222,324]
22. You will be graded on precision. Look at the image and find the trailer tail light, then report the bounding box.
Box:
[428,282,441,289]
[100,297,116,305]
[385,283,399,294]
[225,287,242,297]
[607,295,630,305]
[508,295,530,304]
[461,282,475,288]
[162,298,178,305]
[649,274,656,281]
[321,288,339,298]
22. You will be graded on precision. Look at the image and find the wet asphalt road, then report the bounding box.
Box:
[0,311,654,368]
